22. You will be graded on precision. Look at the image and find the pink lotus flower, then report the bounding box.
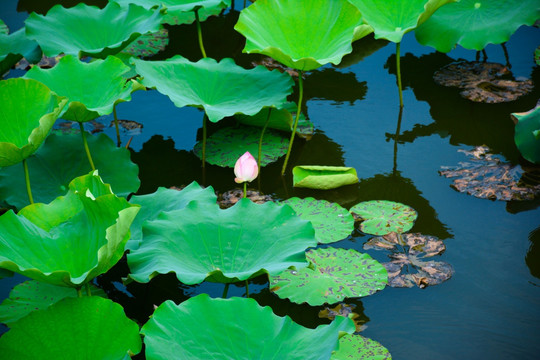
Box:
[234,151,258,183]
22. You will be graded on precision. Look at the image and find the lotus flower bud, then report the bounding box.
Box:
[234,151,258,184]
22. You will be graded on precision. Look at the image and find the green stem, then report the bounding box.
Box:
[245,280,249,298]
[501,43,511,68]
[202,113,207,169]
[396,42,403,108]
[258,108,272,173]
[243,182,247,198]
[79,122,96,171]
[113,105,121,147]
[194,9,207,58]
[281,71,304,175]
[76,287,82,298]
[222,283,230,298]
[85,283,92,296]
[393,107,403,175]
[22,159,34,205]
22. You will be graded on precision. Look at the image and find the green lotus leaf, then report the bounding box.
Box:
[25,2,163,58]
[535,46,540,66]
[142,293,355,360]
[132,56,294,122]
[0,78,67,167]
[25,55,140,123]
[293,166,359,190]
[349,0,455,43]
[128,198,317,284]
[193,125,289,167]
[353,23,375,42]
[122,28,169,58]
[0,27,41,75]
[0,296,142,359]
[512,105,540,164]
[127,182,217,251]
[0,132,140,210]
[0,280,107,325]
[0,171,140,287]
[0,19,7,35]
[415,0,540,52]
[114,0,231,25]
[331,334,392,360]
[270,248,388,306]
[234,0,362,71]
[281,197,354,244]
[350,200,418,235]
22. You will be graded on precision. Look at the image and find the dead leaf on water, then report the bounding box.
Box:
[218,189,274,209]
[318,303,367,332]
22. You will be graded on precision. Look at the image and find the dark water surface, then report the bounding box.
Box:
[1,1,540,359]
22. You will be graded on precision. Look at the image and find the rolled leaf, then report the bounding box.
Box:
[512,104,540,164]
[293,166,359,190]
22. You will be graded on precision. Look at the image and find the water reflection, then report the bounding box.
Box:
[303,68,367,106]
[526,226,540,280]
[18,0,107,14]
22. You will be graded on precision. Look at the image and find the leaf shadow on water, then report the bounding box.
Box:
[17,0,107,15]
[526,225,540,281]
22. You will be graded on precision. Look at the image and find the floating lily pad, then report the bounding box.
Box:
[0,132,140,210]
[281,197,354,244]
[128,198,317,284]
[0,78,67,167]
[0,171,140,287]
[512,104,540,164]
[433,61,533,103]
[122,28,169,58]
[293,166,360,190]
[415,0,540,52]
[218,189,273,209]
[440,146,540,200]
[319,303,367,333]
[251,56,303,78]
[364,232,446,257]
[331,334,392,360]
[235,0,363,71]
[193,125,289,167]
[0,297,142,359]
[270,248,388,306]
[0,280,106,325]
[349,200,418,235]
[25,2,163,58]
[142,294,354,360]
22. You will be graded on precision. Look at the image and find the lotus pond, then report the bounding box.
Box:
[1,0,540,359]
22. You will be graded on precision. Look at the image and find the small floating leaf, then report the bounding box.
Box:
[512,104,540,164]
[364,232,446,257]
[293,166,359,190]
[349,200,417,236]
[331,334,392,360]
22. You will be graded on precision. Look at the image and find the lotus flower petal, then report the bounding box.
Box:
[234,151,258,183]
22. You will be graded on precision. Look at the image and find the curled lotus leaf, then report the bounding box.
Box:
[281,197,355,244]
[433,61,533,103]
[0,132,140,210]
[349,200,418,236]
[364,232,446,258]
[270,247,388,306]
[0,297,142,359]
[0,78,67,167]
[293,166,360,190]
[439,146,540,201]
[234,0,363,71]
[193,125,289,167]
[132,56,294,122]
[128,198,317,284]
[348,0,456,43]
[331,334,392,360]
[122,28,169,58]
[512,104,540,164]
[0,171,140,287]
[142,293,355,360]
[383,253,454,288]
[0,280,106,326]
[415,0,540,52]
[25,55,142,123]
[25,2,163,58]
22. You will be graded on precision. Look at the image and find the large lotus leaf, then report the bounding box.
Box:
[127,182,217,251]
[25,2,163,58]
[132,56,293,122]
[25,55,141,123]
[0,172,140,287]
[234,0,362,71]
[349,200,418,235]
[193,125,289,167]
[114,0,230,25]
[293,166,360,190]
[270,248,388,306]
[415,0,540,52]
[281,197,354,244]
[128,198,317,284]
[0,27,41,75]
[142,293,355,360]
[0,280,107,325]
[331,334,392,360]
[0,296,142,359]
[0,132,140,210]
[0,78,67,167]
[348,0,455,43]
[512,104,540,164]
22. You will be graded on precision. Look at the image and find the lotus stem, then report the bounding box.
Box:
[501,43,511,68]
[243,0,246,8]
[476,51,480,62]
[396,42,403,108]
[76,287,83,298]
[245,280,249,298]
[79,122,96,171]
[393,107,403,175]
[258,107,272,173]
[85,283,92,296]
[482,49,488,61]
[22,159,34,205]
[113,105,121,147]
[243,182,247,198]
[202,113,208,169]
[281,71,304,175]
[194,9,207,58]
[222,283,229,298]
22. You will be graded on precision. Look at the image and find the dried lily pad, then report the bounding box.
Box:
[364,232,446,258]
[318,303,367,333]
[433,61,533,103]
[440,146,540,201]
[193,125,288,167]
[251,57,303,78]
[349,200,417,236]
[218,189,273,209]
[331,334,392,360]
[270,247,388,306]
[122,28,169,58]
